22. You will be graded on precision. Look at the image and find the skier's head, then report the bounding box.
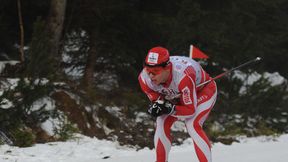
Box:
[143,46,171,85]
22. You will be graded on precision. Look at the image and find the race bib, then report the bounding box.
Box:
[182,86,192,104]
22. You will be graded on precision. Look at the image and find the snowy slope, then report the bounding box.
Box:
[0,134,287,162]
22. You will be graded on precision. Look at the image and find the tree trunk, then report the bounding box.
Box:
[17,0,25,63]
[82,40,97,89]
[46,0,67,69]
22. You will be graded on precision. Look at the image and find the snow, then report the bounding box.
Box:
[0,134,288,162]
[64,66,84,78]
[41,118,57,136]
[0,79,20,94]
[0,98,13,109]
[0,61,19,74]
[171,121,187,132]
[263,72,286,86]
[0,78,20,109]
[233,71,286,87]
[30,97,55,111]
[232,71,286,94]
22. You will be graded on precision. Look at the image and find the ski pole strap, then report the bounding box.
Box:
[196,57,262,88]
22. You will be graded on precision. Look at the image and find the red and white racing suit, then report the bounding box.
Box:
[138,56,217,162]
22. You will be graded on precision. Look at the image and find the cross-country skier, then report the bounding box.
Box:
[138,46,217,162]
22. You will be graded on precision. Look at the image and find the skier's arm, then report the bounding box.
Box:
[173,75,197,117]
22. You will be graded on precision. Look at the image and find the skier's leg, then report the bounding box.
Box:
[154,115,177,162]
[185,81,217,162]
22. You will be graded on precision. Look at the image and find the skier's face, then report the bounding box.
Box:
[145,66,170,85]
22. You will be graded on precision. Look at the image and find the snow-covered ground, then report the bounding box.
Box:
[0,134,287,162]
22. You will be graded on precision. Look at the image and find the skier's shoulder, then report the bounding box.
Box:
[170,56,194,72]
[170,56,199,66]
[170,56,201,84]
[170,55,192,62]
[138,69,148,84]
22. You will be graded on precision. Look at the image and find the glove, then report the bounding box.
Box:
[147,101,163,117]
[148,100,175,117]
[162,100,176,115]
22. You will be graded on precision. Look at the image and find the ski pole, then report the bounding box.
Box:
[197,57,262,88]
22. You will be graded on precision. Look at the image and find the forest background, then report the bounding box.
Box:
[0,0,287,147]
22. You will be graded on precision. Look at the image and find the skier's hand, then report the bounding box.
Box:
[148,100,164,117]
[148,100,175,117]
[162,100,176,115]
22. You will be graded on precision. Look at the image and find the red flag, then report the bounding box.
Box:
[189,45,209,59]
